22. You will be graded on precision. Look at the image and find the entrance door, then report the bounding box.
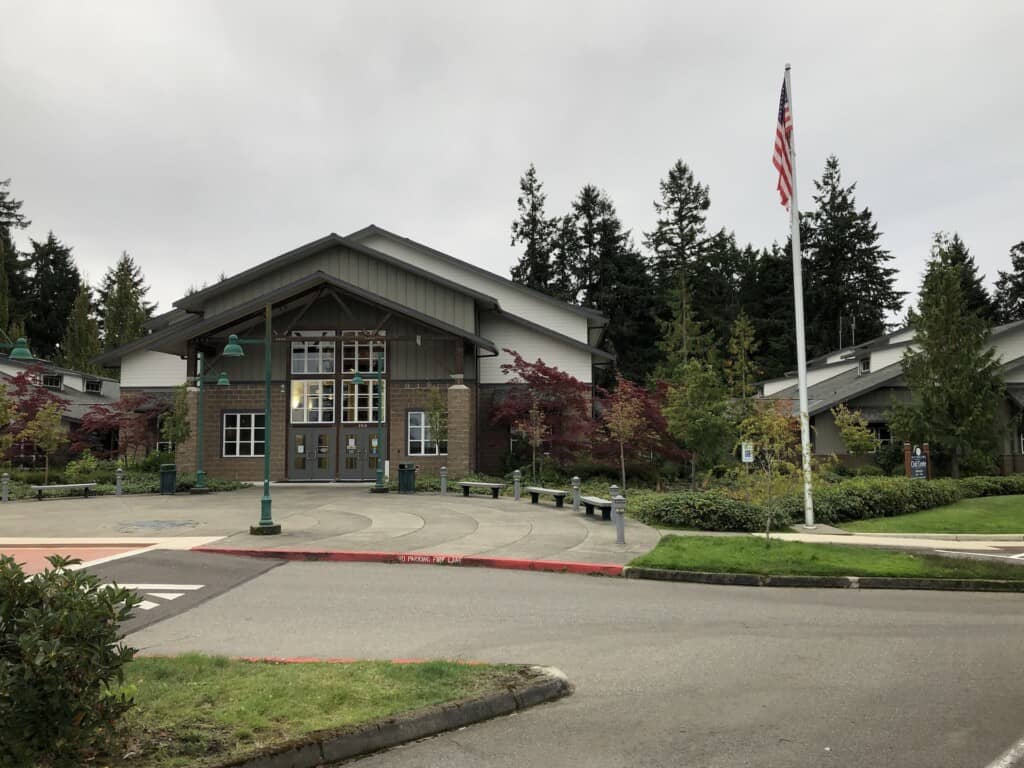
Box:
[339,426,385,481]
[290,428,335,480]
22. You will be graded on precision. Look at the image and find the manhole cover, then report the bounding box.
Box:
[118,520,199,531]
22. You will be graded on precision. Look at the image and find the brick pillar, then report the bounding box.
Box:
[174,387,200,474]
[447,382,471,478]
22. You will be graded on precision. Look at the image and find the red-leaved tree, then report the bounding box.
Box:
[75,393,165,462]
[490,349,594,465]
[3,366,71,463]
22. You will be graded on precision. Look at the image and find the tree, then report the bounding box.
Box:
[929,232,996,322]
[802,156,904,357]
[743,243,796,379]
[889,254,1003,477]
[0,179,31,333]
[60,281,102,373]
[643,160,710,292]
[830,403,877,455]
[5,365,70,442]
[601,374,653,488]
[25,232,80,360]
[739,399,799,544]
[993,241,1024,324]
[510,164,557,294]
[0,383,15,459]
[665,359,735,488]
[654,274,714,381]
[726,310,760,402]
[77,393,163,463]
[160,384,192,450]
[98,252,154,351]
[515,393,550,483]
[17,401,67,483]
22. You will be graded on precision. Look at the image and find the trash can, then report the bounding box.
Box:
[160,464,177,495]
[398,463,416,494]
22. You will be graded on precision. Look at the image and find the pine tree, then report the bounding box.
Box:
[643,160,710,289]
[25,232,81,360]
[994,241,1024,324]
[510,164,557,294]
[665,358,735,488]
[726,310,760,401]
[98,251,155,351]
[0,179,31,333]
[654,274,714,381]
[889,255,1003,477]
[60,281,102,373]
[742,243,796,379]
[929,232,995,322]
[802,156,904,357]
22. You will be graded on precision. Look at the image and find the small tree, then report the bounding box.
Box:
[830,403,878,455]
[516,394,550,483]
[17,401,67,483]
[739,400,799,545]
[665,359,735,488]
[602,374,653,488]
[0,382,15,458]
[160,384,192,450]
[426,387,448,454]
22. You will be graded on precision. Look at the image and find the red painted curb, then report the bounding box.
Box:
[192,546,624,577]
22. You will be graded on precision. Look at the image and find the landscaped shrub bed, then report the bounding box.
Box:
[631,490,789,532]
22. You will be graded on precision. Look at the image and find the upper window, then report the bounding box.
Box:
[859,358,871,374]
[85,379,102,393]
[408,410,447,456]
[291,332,335,375]
[342,379,385,423]
[341,331,386,375]
[223,413,265,457]
[42,374,62,390]
[290,379,335,424]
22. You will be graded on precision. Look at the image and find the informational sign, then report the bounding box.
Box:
[741,442,755,464]
[910,445,928,479]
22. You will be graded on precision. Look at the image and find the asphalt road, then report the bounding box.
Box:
[123,560,1024,767]
[87,550,282,634]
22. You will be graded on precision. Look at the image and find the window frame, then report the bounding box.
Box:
[290,379,336,424]
[41,374,62,390]
[407,410,448,456]
[341,379,386,424]
[85,379,103,393]
[290,331,336,376]
[859,358,871,374]
[340,330,387,376]
[222,412,266,458]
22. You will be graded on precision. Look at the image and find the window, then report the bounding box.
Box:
[859,358,871,374]
[341,379,385,423]
[42,374,62,390]
[291,332,335,374]
[868,423,891,452]
[223,413,265,457]
[341,331,386,374]
[290,379,335,423]
[85,379,102,393]
[408,411,447,455]
[155,441,175,453]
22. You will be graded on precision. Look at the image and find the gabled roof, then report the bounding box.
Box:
[765,361,905,416]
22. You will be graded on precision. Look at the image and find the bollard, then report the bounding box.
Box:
[115,467,124,497]
[513,469,522,501]
[440,466,447,495]
[1,472,8,503]
[572,476,581,513]
[610,484,626,545]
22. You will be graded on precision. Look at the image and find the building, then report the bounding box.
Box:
[95,226,610,481]
[760,320,1024,472]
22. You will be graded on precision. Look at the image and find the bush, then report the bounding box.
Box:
[854,465,885,477]
[137,450,176,473]
[631,490,791,532]
[0,555,140,765]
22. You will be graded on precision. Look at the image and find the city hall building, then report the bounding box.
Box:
[96,226,611,481]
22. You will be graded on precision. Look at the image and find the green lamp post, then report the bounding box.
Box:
[351,348,388,493]
[191,349,231,494]
[221,304,281,534]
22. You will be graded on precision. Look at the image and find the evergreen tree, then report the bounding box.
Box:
[98,251,154,351]
[929,232,995,321]
[510,164,557,294]
[802,156,903,357]
[0,179,31,333]
[994,241,1024,324]
[25,232,80,360]
[726,310,760,401]
[60,281,102,373]
[691,227,745,347]
[743,243,797,379]
[643,160,710,290]
[654,274,714,381]
[889,255,1003,477]
[665,358,735,488]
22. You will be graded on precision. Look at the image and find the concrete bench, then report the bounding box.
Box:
[31,482,97,501]
[525,486,568,508]
[459,481,505,499]
[580,494,612,521]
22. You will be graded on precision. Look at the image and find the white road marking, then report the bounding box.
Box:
[985,734,1024,768]
[116,583,204,590]
[147,592,185,600]
[1011,553,1024,560]
[934,549,1021,561]
[137,600,160,611]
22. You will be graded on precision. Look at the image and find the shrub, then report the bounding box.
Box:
[631,490,791,532]
[137,450,176,473]
[63,450,114,483]
[854,465,885,477]
[0,555,140,765]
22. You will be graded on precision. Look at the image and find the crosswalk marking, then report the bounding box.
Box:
[104,583,205,611]
[116,583,204,591]
[148,592,185,600]
[138,600,160,611]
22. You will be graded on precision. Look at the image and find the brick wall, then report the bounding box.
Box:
[387,382,476,480]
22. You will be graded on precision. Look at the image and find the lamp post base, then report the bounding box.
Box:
[189,486,212,495]
[369,486,390,494]
[249,523,282,535]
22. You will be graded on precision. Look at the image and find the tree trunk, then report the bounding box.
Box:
[951,446,960,479]
[619,442,626,490]
[44,453,49,485]
[690,457,696,490]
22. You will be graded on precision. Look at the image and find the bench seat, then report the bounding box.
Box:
[458,481,505,499]
[30,482,98,501]
[524,486,568,508]
[580,494,612,521]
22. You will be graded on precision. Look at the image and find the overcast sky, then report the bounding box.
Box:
[2,1,1022,320]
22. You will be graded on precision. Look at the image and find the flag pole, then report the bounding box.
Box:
[785,63,815,528]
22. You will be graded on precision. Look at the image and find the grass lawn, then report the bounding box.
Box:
[106,654,523,767]
[842,495,1024,534]
[630,534,1024,580]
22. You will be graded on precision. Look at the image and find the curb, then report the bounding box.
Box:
[623,566,1024,592]
[216,666,572,768]
[193,546,625,577]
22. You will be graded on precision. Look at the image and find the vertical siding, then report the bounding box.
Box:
[121,350,187,387]
[478,314,593,384]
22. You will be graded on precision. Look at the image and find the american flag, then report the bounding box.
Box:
[773,78,794,209]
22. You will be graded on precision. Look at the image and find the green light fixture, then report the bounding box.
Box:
[222,334,245,357]
[9,337,33,361]
[216,371,231,386]
[350,370,364,386]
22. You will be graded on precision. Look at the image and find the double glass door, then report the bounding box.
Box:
[290,428,335,481]
[339,425,383,481]
[288,425,384,481]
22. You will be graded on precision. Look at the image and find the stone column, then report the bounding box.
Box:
[446,380,472,478]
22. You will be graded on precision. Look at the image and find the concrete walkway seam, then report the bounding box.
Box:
[216,666,573,768]
[193,546,625,576]
[623,566,1024,592]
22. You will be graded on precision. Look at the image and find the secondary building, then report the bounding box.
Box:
[96,225,610,481]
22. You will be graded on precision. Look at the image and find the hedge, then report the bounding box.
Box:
[631,490,789,532]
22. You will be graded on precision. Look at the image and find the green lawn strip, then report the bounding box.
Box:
[108,655,522,768]
[630,534,1024,580]
[842,495,1024,534]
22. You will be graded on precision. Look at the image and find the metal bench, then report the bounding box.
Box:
[30,482,98,501]
[580,494,612,521]
[524,486,568,508]
[458,481,505,499]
